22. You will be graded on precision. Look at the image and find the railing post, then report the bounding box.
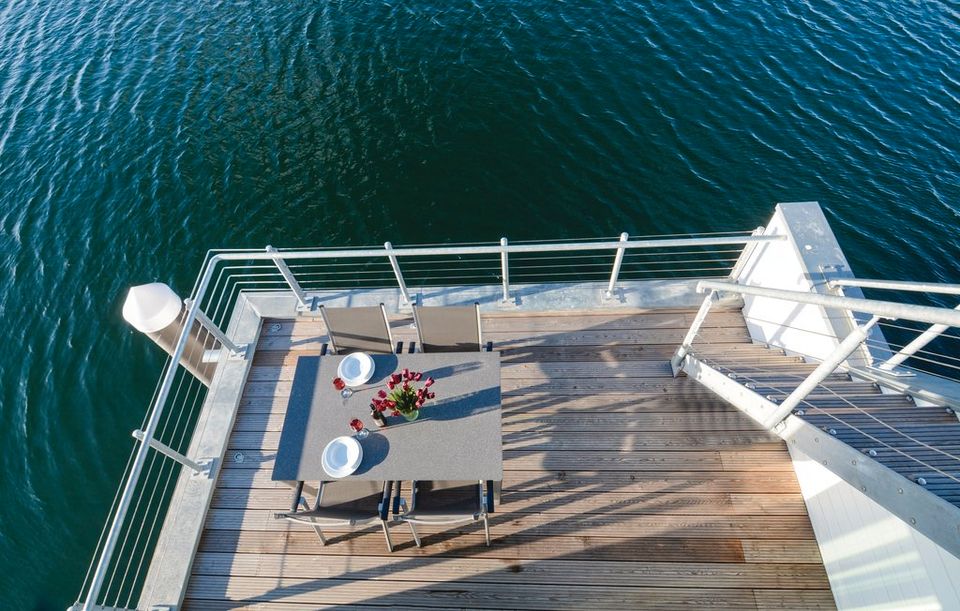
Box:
[767,316,882,426]
[500,237,510,303]
[132,430,207,475]
[671,290,719,376]
[604,232,629,299]
[879,304,960,371]
[266,245,308,308]
[384,241,412,306]
[185,299,245,356]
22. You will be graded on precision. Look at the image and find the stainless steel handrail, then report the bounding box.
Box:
[825,278,960,371]
[677,280,960,430]
[209,234,783,261]
[828,278,960,296]
[697,280,960,328]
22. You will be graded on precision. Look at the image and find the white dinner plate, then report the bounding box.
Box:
[322,436,363,478]
[337,352,375,387]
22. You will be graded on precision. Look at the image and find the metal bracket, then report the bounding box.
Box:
[601,286,625,304]
[132,430,216,478]
[865,365,916,378]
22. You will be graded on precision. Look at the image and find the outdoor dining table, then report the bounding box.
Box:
[272,351,502,486]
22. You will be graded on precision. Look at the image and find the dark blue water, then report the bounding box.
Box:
[1,0,958,607]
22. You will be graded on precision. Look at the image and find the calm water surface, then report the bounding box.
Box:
[1,0,958,607]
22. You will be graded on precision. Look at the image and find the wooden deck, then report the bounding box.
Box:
[184,307,835,610]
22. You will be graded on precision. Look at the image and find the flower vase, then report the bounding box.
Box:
[402,410,419,422]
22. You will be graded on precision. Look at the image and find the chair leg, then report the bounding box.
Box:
[381,520,394,552]
[483,515,491,547]
[408,520,422,547]
[311,524,327,545]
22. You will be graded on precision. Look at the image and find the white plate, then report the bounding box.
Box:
[322,436,363,478]
[337,352,375,387]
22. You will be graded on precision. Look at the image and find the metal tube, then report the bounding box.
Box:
[384,241,412,306]
[266,245,308,307]
[605,232,629,298]
[213,234,784,262]
[879,304,960,370]
[697,280,960,328]
[131,430,205,474]
[769,316,881,426]
[729,226,765,281]
[81,260,217,611]
[500,237,510,303]
[671,290,719,376]
[828,278,960,296]
[187,299,242,354]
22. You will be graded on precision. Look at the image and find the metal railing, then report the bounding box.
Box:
[673,278,960,465]
[76,230,779,610]
[826,278,960,374]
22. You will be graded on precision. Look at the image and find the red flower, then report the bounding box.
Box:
[413,372,423,381]
[424,377,434,388]
[427,391,435,399]
[391,373,402,384]
[402,368,410,379]
[391,410,401,417]
[387,381,395,390]
[378,389,387,398]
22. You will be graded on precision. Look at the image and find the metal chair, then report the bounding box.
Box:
[394,480,492,546]
[411,303,492,353]
[275,480,395,552]
[318,304,398,354]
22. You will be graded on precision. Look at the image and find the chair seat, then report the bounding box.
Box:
[413,304,482,353]
[276,479,395,552]
[282,506,381,523]
[409,481,482,518]
[396,480,490,547]
[282,480,386,522]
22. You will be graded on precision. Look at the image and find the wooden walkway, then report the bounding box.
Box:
[184,307,835,610]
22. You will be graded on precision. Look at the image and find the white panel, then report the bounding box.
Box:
[790,448,960,610]
[736,207,842,361]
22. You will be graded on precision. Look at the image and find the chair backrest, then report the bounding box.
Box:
[319,304,394,354]
[412,304,482,353]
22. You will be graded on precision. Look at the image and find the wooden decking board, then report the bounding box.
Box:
[226,430,785,452]
[190,552,830,589]
[184,575,764,610]
[186,308,835,609]
[211,488,810,516]
[233,410,776,433]
[216,468,808,494]
[216,449,797,473]
[197,530,751,563]
[204,508,816,539]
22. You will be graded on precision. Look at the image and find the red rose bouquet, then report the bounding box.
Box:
[370,368,436,422]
